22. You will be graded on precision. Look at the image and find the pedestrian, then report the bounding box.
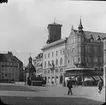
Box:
[67,78,73,95]
[98,79,103,94]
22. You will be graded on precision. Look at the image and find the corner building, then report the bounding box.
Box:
[65,19,105,76]
[42,39,67,85]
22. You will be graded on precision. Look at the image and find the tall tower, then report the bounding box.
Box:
[46,21,62,44]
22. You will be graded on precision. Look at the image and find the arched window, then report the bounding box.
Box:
[56,59,58,66]
[60,58,63,65]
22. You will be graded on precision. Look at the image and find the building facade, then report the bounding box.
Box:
[41,19,106,85]
[33,53,43,76]
[25,56,36,85]
[42,38,67,85]
[0,52,23,82]
[103,37,106,86]
[65,19,105,72]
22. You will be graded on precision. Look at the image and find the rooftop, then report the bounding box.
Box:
[42,38,67,50]
[0,52,23,64]
[73,30,106,40]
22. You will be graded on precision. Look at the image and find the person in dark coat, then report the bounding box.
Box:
[67,78,73,95]
[98,79,103,94]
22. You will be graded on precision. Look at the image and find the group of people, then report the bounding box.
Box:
[67,78,104,95]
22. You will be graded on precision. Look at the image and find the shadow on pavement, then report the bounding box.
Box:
[0,96,104,105]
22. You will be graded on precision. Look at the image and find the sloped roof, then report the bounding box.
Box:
[73,30,106,40]
[0,52,22,63]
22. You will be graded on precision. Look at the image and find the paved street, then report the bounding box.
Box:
[1,96,103,105]
[0,83,105,105]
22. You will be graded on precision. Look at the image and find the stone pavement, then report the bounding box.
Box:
[0,83,105,103]
[27,85,105,102]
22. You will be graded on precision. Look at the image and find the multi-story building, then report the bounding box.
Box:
[33,53,43,76]
[42,38,67,85]
[42,22,67,85]
[65,19,105,70]
[102,37,106,86]
[0,51,23,82]
[65,19,106,80]
[42,19,106,85]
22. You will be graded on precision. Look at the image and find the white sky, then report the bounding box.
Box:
[0,0,106,65]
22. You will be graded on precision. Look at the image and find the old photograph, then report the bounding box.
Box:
[0,0,105,105]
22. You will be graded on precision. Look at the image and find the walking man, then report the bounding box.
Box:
[98,79,103,94]
[67,78,73,95]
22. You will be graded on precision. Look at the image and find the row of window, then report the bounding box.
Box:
[44,49,64,59]
[67,57,103,64]
[44,58,63,68]
[0,73,19,78]
[68,37,78,45]
[0,62,18,66]
[0,68,18,72]
[44,68,63,74]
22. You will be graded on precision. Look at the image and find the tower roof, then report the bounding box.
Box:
[78,17,83,31]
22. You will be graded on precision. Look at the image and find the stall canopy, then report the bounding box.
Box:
[64,68,103,77]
